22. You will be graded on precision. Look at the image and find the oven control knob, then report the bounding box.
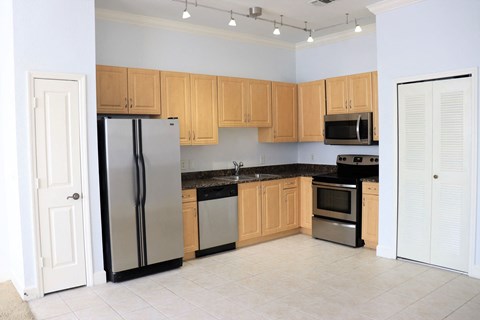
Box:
[370,158,374,162]
[375,158,379,162]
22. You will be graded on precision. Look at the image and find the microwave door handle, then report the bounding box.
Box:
[356,114,361,143]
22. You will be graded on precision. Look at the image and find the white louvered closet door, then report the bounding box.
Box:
[430,78,472,271]
[398,76,472,273]
[398,82,433,264]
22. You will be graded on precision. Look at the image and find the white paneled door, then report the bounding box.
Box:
[34,78,86,293]
[398,76,472,272]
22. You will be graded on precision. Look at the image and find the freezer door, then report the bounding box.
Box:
[140,119,184,264]
[104,119,139,272]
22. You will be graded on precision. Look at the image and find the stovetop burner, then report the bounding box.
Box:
[313,154,379,184]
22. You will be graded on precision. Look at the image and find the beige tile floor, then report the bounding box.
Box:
[29,234,480,320]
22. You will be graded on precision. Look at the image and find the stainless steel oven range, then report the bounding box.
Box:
[312,154,379,247]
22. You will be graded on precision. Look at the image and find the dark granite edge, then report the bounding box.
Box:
[181,163,336,190]
[361,176,379,183]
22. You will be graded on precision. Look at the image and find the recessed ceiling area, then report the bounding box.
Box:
[95,0,382,44]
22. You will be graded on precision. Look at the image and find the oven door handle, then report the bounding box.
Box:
[356,114,362,143]
[312,181,357,189]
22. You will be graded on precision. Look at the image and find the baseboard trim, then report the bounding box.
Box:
[469,265,480,279]
[376,244,396,259]
[93,270,106,286]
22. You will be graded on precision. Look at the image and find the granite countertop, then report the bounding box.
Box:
[181,163,336,190]
[362,176,379,183]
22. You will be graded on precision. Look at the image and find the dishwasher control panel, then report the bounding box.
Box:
[197,184,238,201]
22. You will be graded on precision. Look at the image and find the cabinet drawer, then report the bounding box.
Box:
[283,178,298,189]
[363,182,379,195]
[182,189,197,203]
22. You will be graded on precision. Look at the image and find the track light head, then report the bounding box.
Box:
[354,19,362,32]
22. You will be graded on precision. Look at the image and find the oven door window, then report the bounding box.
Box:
[325,120,369,140]
[316,188,351,214]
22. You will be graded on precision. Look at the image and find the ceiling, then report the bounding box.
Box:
[95,0,382,44]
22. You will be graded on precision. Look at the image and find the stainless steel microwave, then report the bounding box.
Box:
[324,112,376,145]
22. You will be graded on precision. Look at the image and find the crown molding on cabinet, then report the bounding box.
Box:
[95,9,295,50]
[295,23,376,50]
[367,0,425,15]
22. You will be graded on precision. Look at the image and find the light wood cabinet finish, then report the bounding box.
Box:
[97,65,161,115]
[238,182,262,241]
[217,77,271,127]
[362,182,379,249]
[298,80,326,142]
[96,65,128,114]
[299,177,313,230]
[161,72,218,145]
[282,179,299,231]
[326,72,372,115]
[258,82,297,143]
[182,201,199,253]
[190,74,218,145]
[372,71,379,141]
[262,180,283,236]
[161,72,191,145]
[181,189,196,203]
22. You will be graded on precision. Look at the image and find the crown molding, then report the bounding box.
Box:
[95,9,295,50]
[295,23,376,50]
[367,0,425,15]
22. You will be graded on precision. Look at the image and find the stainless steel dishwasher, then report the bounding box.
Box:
[196,184,238,257]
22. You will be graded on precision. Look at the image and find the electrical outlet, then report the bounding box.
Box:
[180,160,188,171]
[260,155,266,164]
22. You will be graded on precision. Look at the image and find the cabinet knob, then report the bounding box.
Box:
[124,97,128,108]
[129,98,133,108]
[433,175,439,179]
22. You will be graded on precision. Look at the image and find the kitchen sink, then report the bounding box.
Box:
[213,173,281,182]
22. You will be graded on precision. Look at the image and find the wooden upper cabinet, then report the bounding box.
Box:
[326,72,373,115]
[96,65,128,114]
[238,182,262,241]
[218,77,271,127]
[127,68,161,115]
[248,80,272,127]
[218,77,247,127]
[348,72,372,113]
[96,65,160,115]
[325,76,348,114]
[298,80,326,142]
[161,71,191,145]
[258,82,297,143]
[372,71,379,141]
[190,74,218,145]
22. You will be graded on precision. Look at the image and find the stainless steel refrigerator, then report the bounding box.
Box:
[98,118,183,282]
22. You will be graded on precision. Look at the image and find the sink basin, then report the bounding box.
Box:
[213,173,281,182]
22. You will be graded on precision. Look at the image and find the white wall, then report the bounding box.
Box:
[6,0,102,295]
[96,18,298,171]
[296,32,379,164]
[374,0,480,268]
[0,0,23,287]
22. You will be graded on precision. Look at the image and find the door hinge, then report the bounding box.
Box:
[39,257,45,268]
[33,97,38,109]
[35,178,40,189]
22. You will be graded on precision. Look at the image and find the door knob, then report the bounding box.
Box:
[67,193,80,200]
[433,175,439,179]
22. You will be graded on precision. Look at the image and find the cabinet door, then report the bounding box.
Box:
[96,65,128,114]
[161,72,192,145]
[182,201,198,253]
[248,80,272,127]
[238,182,262,241]
[326,76,348,115]
[299,177,313,229]
[372,71,379,141]
[362,194,378,249]
[348,72,372,113]
[282,187,299,231]
[127,68,161,115]
[190,74,218,145]
[262,180,282,236]
[298,80,326,142]
[217,77,247,127]
[266,82,297,142]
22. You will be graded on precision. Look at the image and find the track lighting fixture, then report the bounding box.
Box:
[182,0,190,19]
[307,31,314,43]
[273,21,280,35]
[228,10,236,26]
[354,19,362,32]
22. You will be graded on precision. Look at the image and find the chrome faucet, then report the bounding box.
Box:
[233,161,244,176]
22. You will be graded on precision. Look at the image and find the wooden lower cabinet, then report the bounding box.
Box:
[362,182,379,249]
[299,177,313,230]
[262,180,283,236]
[182,189,198,254]
[282,183,299,230]
[238,182,262,241]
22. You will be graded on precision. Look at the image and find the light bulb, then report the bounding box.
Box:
[354,19,362,32]
[182,9,190,19]
[307,31,313,43]
[229,18,236,26]
[273,27,280,35]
